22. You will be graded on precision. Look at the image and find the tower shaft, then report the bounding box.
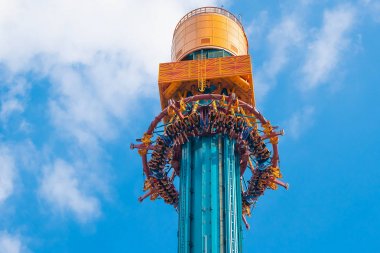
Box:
[179,135,242,253]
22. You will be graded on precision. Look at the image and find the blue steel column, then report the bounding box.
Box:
[235,146,243,251]
[210,135,220,252]
[223,138,240,253]
[179,141,192,253]
[178,135,242,253]
[191,137,203,253]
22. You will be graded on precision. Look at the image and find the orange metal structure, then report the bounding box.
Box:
[158,7,254,110]
[158,55,254,110]
[171,7,248,61]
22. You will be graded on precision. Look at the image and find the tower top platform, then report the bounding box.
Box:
[158,6,254,111]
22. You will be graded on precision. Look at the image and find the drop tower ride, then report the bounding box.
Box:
[131,7,288,253]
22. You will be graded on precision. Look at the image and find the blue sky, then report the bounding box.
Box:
[0,0,379,252]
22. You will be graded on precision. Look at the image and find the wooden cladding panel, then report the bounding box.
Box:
[159,55,252,84]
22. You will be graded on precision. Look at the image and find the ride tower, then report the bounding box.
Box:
[132,7,288,253]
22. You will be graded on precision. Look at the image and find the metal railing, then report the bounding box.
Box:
[174,7,243,32]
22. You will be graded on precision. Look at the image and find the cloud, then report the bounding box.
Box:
[39,159,100,222]
[47,53,156,153]
[0,146,16,204]
[0,0,219,72]
[360,0,380,23]
[0,0,193,126]
[302,5,356,89]
[265,17,303,77]
[254,15,303,101]
[245,10,269,47]
[284,106,315,139]
[0,0,220,223]
[0,0,222,162]
[250,3,360,105]
[0,232,22,253]
[0,75,30,122]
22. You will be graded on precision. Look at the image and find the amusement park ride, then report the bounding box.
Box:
[131,7,288,253]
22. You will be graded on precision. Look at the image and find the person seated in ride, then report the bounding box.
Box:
[207,109,217,132]
[248,130,259,143]
[148,160,157,168]
[170,123,180,145]
[253,135,262,146]
[242,126,253,140]
[152,170,165,179]
[257,146,269,159]
[187,115,198,136]
[261,149,271,160]
[156,137,164,147]
[182,116,191,134]
[190,112,201,128]
[165,124,175,139]
[217,112,226,132]
[173,120,183,133]
[224,114,234,135]
[161,135,173,146]
[199,112,209,133]
[173,120,188,143]
[211,110,222,133]
[185,117,196,137]
[154,144,165,154]
[152,151,164,159]
[232,117,245,138]
[149,156,161,165]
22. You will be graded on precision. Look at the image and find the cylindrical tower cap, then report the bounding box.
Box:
[171,7,249,61]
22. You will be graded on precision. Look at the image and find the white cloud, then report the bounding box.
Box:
[0,0,219,72]
[361,0,380,23]
[266,17,303,76]
[245,10,269,47]
[1,0,220,151]
[40,159,100,222]
[0,77,30,122]
[0,0,220,223]
[0,232,21,253]
[254,16,303,101]
[302,5,356,89]
[47,53,155,152]
[0,146,16,204]
[284,106,315,139]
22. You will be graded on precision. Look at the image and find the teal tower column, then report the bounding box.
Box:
[178,134,242,253]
